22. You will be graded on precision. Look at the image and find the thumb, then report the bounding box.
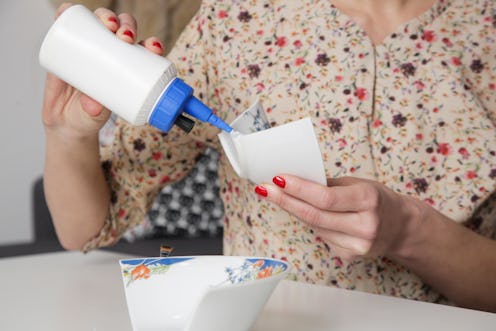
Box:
[78,93,105,117]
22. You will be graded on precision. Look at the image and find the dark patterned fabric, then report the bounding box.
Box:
[146,148,224,239]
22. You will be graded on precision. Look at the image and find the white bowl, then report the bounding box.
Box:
[119,255,290,331]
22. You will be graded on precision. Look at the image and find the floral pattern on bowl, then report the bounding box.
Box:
[224,258,287,284]
[121,257,192,287]
[120,257,287,288]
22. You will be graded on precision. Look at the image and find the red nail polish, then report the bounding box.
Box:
[107,16,118,23]
[272,176,286,188]
[152,41,163,49]
[255,185,268,197]
[123,29,134,39]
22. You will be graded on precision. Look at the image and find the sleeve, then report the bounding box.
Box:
[82,0,219,252]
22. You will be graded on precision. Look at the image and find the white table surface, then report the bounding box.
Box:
[1,251,495,331]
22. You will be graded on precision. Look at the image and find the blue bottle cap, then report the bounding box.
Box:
[149,78,193,132]
[149,78,232,133]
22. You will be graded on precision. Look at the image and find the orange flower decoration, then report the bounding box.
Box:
[253,260,264,268]
[257,266,273,279]
[131,264,151,280]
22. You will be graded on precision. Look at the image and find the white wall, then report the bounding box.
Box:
[0,0,55,244]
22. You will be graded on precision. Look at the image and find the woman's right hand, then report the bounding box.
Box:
[41,3,165,140]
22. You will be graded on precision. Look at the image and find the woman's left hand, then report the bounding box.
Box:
[255,174,424,261]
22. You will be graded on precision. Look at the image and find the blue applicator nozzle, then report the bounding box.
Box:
[184,96,233,133]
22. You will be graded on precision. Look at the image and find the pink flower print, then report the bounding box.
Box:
[355,87,368,101]
[423,30,436,42]
[152,152,162,160]
[458,147,470,159]
[372,119,383,128]
[442,37,453,47]
[293,40,302,48]
[217,10,228,19]
[414,80,425,91]
[437,143,452,156]
[295,57,305,66]
[275,36,287,47]
[465,170,477,179]
[333,257,343,268]
[451,57,462,66]
[424,198,435,206]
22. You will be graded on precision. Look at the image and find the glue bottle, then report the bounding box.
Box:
[39,4,232,133]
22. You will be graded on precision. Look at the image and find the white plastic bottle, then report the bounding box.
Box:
[39,4,232,133]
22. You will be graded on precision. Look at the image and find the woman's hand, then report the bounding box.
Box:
[42,3,166,251]
[42,3,165,140]
[255,174,424,261]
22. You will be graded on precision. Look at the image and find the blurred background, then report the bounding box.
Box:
[0,1,54,245]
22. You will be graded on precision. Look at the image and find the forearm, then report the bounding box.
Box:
[44,130,110,250]
[392,199,496,312]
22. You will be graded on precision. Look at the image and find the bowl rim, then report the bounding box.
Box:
[118,255,291,287]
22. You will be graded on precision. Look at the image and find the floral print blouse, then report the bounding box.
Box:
[84,0,496,304]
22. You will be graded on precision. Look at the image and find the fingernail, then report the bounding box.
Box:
[123,29,134,39]
[107,16,118,24]
[272,176,286,188]
[255,185,268,197]
[152,41,163,49]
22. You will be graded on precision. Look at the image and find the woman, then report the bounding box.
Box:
[42,0,496,311]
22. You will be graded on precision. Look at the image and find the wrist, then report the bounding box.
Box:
[45,126,100,148]
[389,195,432,262]
[44,127,101,167]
